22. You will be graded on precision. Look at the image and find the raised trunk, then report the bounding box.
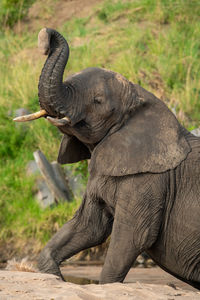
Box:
[38,29,70,117]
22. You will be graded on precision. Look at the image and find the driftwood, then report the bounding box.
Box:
[33,150,73,203]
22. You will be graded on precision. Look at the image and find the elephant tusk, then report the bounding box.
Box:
[46,116,71,126]
[13,109,47,122]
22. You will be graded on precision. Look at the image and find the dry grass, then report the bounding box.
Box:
[6,257,37,272]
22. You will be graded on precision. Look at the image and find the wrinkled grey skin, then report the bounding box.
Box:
[37,28,200,289]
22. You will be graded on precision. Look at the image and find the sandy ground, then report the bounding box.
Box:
[0,268,200,299]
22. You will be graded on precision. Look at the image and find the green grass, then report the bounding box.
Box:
[0,0,200,254]
[0,0,35,29]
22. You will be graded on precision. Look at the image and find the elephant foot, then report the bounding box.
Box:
[37,248,65,281]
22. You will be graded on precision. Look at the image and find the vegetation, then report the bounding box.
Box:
[0,0,200,254]
[0,0,35,28]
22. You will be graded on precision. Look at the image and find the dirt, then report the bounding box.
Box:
[14,0,103,33]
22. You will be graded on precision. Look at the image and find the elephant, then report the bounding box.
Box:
[14,28,200,289]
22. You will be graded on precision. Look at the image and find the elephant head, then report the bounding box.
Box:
[14,28,190,175]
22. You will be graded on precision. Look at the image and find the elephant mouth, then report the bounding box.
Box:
[13,109,71,126]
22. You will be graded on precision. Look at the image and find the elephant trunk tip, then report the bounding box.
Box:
[38,28,50,55]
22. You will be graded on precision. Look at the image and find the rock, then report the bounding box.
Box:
[146,258,156,268]
[14,108,31,117]
[36,179,55,208]
[64,167,85,197]
[133,253,156,268]
[136,255,145,264]
[0,270,199,299]
[26,159,56,208]
[26,160,40,176]
[191,128,200,137]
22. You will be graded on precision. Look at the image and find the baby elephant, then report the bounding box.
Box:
[15,28,200,289]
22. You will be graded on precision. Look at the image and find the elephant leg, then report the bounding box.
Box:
[100,221,140,283]
[100,197,163,283]
[38,195,113,279]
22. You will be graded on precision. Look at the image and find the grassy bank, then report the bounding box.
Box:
[0,0,200,256]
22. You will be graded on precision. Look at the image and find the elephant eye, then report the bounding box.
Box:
[94,97,102,104]
[75,119,87,128]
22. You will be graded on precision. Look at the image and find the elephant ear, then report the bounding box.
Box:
[57,134,91,164]
[89,87,191,176]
